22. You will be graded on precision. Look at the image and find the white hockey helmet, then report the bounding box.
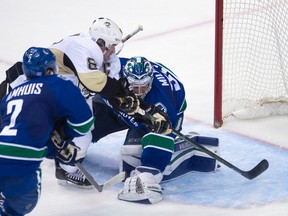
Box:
[89,17,123,50]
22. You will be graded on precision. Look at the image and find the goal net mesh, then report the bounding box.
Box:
[221,0,288,120]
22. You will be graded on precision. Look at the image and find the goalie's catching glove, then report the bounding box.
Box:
[137,105,172,135]
[50,130,84,165]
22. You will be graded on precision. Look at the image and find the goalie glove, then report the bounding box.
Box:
[50,130,84,165]
[140,105,172,135]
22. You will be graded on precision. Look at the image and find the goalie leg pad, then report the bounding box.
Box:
[190,135,219,172]
[120,134,219,182]
[120,144,142,178]
[120,133,174,177]
[162,135,219,182]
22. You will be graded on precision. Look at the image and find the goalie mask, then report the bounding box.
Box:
[89,17,123,51]
[123,57,154,98]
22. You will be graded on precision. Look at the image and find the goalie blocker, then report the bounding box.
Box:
[120,134,219,182]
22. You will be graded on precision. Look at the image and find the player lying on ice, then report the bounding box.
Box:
[91,56,220,204]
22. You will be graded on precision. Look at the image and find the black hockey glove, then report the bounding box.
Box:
[118,77,131,93]
[50,130,84,165]
[109,77,140,115]
[50,130,69,149]
[110,92,140,115]
[139,105,172,135]
[55,141,83,165]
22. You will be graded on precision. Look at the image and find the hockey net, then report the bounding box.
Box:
[214,0,288,127]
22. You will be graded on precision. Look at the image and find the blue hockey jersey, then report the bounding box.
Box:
[108,58,187,134]
[0,75,94,176]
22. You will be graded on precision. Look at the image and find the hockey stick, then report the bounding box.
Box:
[116,25,143,55]
[76,163,125,192]
[136,108,269,180]
[121,25,143,43]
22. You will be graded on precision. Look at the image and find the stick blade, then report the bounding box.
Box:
[102,172,126,191]
[75,163,103,192]
[243,159,269,180]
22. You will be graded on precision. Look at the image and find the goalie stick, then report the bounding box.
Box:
[137,108,269,180]
[172,130,269,180]
[76,163,125,192]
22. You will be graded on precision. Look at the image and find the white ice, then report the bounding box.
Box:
[0,0,287,215]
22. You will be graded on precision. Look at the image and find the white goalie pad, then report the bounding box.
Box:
[119,145,142,176]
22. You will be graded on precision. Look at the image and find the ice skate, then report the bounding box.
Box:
[55,162,93,189]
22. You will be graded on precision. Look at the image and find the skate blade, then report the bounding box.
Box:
[57,179,94,190]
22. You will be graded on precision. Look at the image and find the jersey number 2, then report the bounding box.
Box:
[0,99,23,136]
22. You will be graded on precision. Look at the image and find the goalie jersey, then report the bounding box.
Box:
[116,58,218,181]
[115,57,187,133]
[0,75,94,176]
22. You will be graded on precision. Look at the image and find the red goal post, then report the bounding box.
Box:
[214,0,288,128]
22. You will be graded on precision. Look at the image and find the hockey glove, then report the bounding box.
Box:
[50,130,84,165]
[142,105,172,135]
[118,77,131,93]
[55,141,84,165]
[110,93,140,115]
[108,77,140,115]
[50,130,69,150]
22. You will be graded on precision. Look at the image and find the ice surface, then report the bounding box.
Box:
[0,0,287,215]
